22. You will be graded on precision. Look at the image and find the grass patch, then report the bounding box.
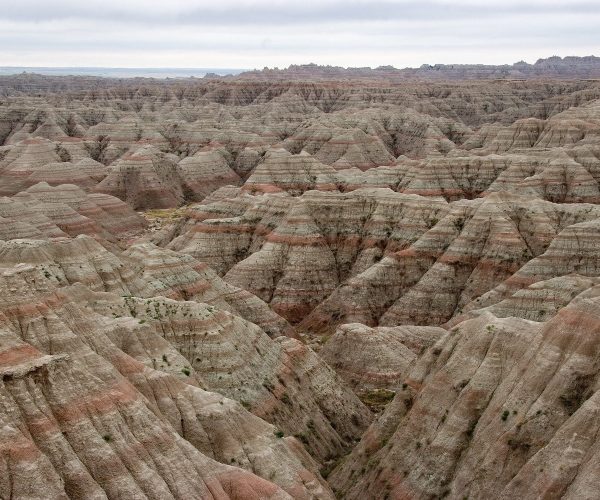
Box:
[358,388,396,413]
[143,207,188,220]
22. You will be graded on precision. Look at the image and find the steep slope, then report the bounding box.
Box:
[0,182,146,242]
[301,193,600,333]
[0,233,370,469]
[222,189,447,322]
[4,71,600,500]
[0,137,61,195]
[320,323,444,390]
[0,266,331,499]
[94,146,185,209]
[330,291,600,499]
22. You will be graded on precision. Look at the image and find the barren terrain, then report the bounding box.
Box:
[2,57,600,499]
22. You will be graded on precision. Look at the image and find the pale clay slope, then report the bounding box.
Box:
[1,75,600,499]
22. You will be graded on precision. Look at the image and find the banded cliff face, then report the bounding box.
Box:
[0,234,370,498]
[165,188,447,323]
[299,193,600,333]
[329,292,600,500]
[2,72,600,499]
[0,187,368,498]
[320,323,445,390]
[0,183,146,243]
[0,266,332,499]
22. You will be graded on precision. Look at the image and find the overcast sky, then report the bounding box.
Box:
[1,0,599,69]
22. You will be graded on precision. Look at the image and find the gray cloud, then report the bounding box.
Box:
[0,0,598,68]
[2,0,598,25]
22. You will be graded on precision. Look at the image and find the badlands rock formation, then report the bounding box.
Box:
[2,63,600,498]
[320,323,445,390]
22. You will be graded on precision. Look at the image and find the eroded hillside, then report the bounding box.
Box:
[1,67,600,499]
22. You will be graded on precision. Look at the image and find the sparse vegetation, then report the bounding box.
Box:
[358,388,396,413]
[4,64,600,499]
[85,134,110,164]
[294,433,309,445]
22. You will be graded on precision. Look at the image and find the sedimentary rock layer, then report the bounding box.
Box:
[2,70,600,499]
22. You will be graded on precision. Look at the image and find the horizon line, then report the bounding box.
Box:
[0,54,597,76]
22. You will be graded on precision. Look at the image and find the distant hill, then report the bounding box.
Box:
[2,57,599,95]
[236,56,600,81]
